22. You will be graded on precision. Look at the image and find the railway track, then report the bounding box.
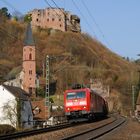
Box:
[0,115,124,140]
[62,116,126,140]
[0,122,72,140]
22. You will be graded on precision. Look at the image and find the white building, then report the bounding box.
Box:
[4,71,24,89]
[0,85,33,129]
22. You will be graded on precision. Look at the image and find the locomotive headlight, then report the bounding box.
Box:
[83,106,86,109]
[67,108,70,110]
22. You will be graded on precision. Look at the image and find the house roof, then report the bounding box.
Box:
[2,85,29,100]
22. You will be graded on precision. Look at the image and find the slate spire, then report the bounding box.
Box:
[24,22,35,46]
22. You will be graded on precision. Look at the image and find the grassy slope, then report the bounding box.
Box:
[0,20,139,114]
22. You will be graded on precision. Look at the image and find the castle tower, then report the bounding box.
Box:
[22,23,36,97]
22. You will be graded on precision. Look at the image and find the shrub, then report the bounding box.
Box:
[0,124,16,135]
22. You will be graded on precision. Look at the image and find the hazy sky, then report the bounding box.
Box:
[0,0,140,59]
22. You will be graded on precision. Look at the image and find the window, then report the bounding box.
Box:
[29,70,32,75]
[22,101,25,111]
[60,24,62,27]
[33,107,41,115]
[28,116,31,125]
[36,18,39,22]
[47,18,49,22]
[29,53,32,60]
[29,87,32,95]
[59,19,61,21]
[76,91,86,98]
[52,18,54,21]
[66,91,86,100]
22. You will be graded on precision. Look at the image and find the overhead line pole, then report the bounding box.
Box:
[45,55,50,120]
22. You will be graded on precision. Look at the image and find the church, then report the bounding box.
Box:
[1,22,49,127]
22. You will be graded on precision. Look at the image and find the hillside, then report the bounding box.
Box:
[0,19,139,115]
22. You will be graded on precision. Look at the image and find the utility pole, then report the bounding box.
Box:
[138,70,140,90]
[45,55,50,120]
[132,85,135,111]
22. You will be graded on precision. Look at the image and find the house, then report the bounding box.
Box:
[4,70,24,89]
[0,85,33,129]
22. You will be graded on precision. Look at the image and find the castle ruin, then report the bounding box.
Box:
[28,8,81,32]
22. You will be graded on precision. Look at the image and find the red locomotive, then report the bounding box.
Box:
[64,85,108,121]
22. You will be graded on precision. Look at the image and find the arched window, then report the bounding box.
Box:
[29,53,32,60]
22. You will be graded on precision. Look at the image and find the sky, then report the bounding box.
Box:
[0,0,140,59]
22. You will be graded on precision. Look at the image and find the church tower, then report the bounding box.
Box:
[22,23,36,97]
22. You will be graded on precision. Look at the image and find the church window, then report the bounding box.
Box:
[52,18,54,21]
[29,53,32,60]
[47,18,49,22]
[29,70,32,75]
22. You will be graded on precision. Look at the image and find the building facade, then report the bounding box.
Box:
[0,85,33,129]
[28,8,81,32]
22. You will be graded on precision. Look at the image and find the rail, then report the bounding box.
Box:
[0,122,71,140]
[62,116,126,140]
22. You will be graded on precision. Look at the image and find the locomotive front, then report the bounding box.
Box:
[64,89,90,120]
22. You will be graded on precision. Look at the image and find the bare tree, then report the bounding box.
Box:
[2,100,17,128]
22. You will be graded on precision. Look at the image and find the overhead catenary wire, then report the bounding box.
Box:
[46,0,101,60]
[44,0,63,19]
[1,0,102,70]
[0,24,45,60]
[0,7,74,75]
[1,0,23,16]
[71,0,97,39]
[51,0,97,38]
[81,0,110,47]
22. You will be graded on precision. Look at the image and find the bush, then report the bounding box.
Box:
[0,124,16,135]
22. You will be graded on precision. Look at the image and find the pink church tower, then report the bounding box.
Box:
[22,23,36,97]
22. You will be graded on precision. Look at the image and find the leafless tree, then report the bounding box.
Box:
[2,100,17,128]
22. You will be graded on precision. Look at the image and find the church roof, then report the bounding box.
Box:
[24,22,35,46]
[2,85,29,100]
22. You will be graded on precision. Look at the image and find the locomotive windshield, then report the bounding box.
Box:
[66,91,86,100]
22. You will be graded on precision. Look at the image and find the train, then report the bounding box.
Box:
[64,85,108,121]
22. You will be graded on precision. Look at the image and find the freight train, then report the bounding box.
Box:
[64,85,108,121]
